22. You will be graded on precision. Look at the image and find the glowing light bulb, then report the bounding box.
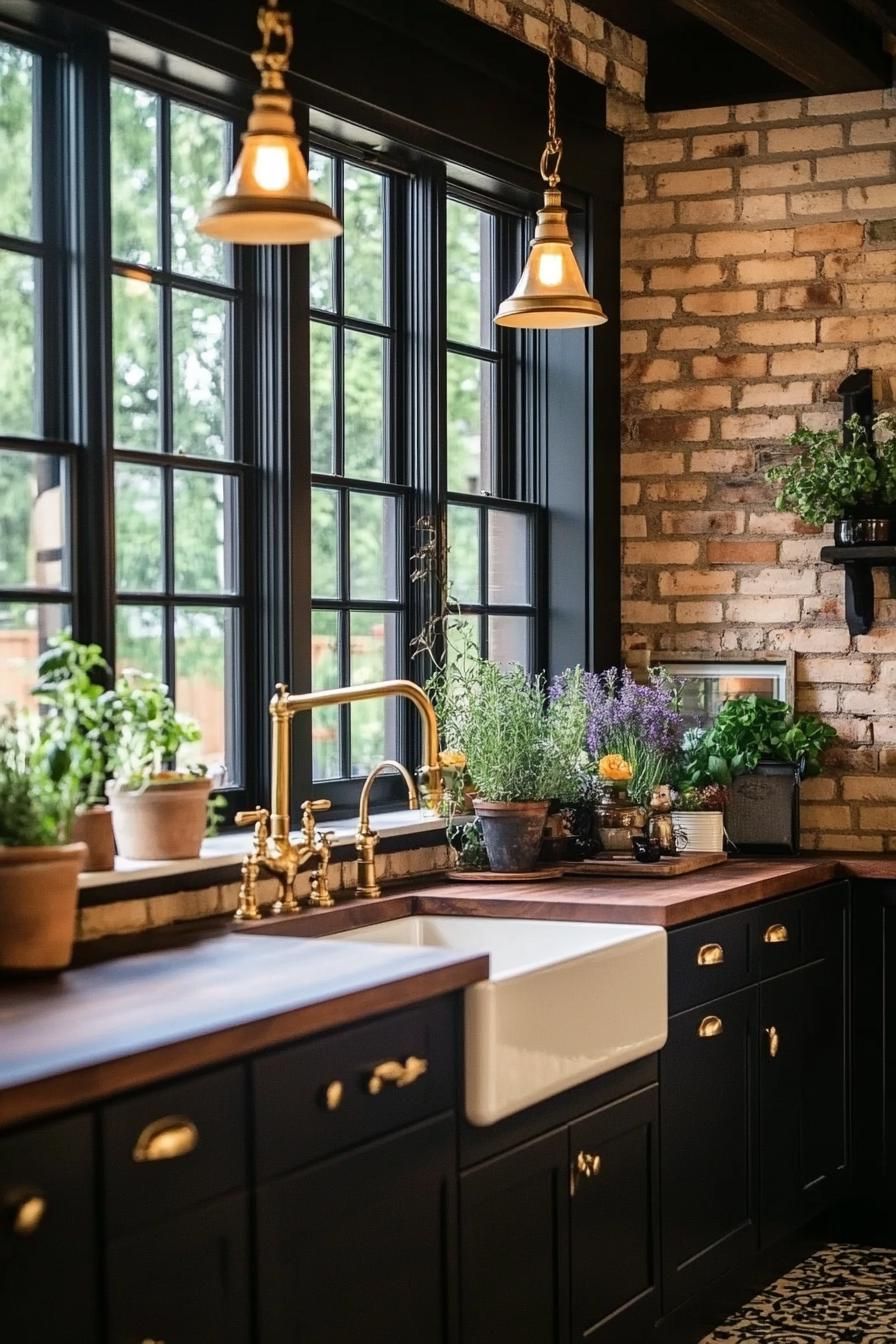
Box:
[252,144,291,193]
[536,250,564,287]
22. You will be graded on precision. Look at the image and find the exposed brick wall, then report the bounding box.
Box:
[621,90,896,853]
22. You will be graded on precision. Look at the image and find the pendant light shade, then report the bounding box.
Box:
[198,1,342,246]
[495,189,607,329]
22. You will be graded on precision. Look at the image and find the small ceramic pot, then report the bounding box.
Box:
[109,776,212,861]
[71,804,116,872]
[472,799,550,873]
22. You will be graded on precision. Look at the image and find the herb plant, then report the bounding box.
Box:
[102,669,203,789]
[767,414,896,526]
[0,709,78,847]
[679,695,836,789]
[32,632,113,808]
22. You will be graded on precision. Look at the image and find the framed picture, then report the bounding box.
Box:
[648,652,795,731]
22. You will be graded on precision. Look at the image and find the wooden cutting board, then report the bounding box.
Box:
[559,851,728,879]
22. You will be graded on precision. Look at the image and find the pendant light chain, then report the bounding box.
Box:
[540,15,563,188]
[253,0,294,91]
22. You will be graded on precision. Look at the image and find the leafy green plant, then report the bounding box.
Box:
[102,669,203,789]
[766,414,896,526]
[678,695,836,789]
[0,709,78,847]
[32,632,113,808]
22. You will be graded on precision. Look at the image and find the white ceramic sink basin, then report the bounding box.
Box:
[327,916,667,1126]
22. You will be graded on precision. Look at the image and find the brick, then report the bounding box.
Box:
[747,508,817,534]
[844,282,896,310]
[860,806,896,829]
[695,228,794,258]
[624,541,699,565]
[692,130,760,160]
[737,319,815,346]
[622,296,677,321]
[774,627,851,653]
[842,688,896,716]
[650,262,725,289]
[656,167,733,197]
[868,218,896,242]
[646,480,708,502]
[843,775,896,801]
[738,567,817,595]
[621,513,647,538]
[569,2,605,41]
[658,570,736,596]
[738,380,813,408]
[657,325,721,351]
[621,450,685,476]
[849,117,896,145]
[740,194,788,222]
[789,189,844,216]
[638,415,712,442]
[657,106,730,130]
[621,356,681,384]
[625,172,648,202]
[690,448,756,473]
[766,124,844,153]
[847,184,896,210]
[737,256,817,284]
[620,600,671,624]
[798,657,873,685]
[625,138,686,167]
[621,266,644,293]
[823,249,896,279]
[807,91,884,116]
[622,202,678,231]
[721,412,798,439]
[815,832,884,852]
[682,289,759,316]
[620,329,648,355]
[662,509,744,534]
[820,314,896,343]
[679,199,737,225]
[692,352,768,379]
[816,150,892,182]
[801,804,852,830]
[740,159,811,190]
[622,233,693,261]
[795,221,864,252]
[645,385,731,412]
[770,348,850,376]
[858,343,896,369]
[800,409,840,432]
[726,596,801,623]
[620,481,641,507]
[707,539,778,564]
[799,777,837,801]
[763,281,841,311]
[736,99,803,123]
[872,718,896,743]
[675,600,724,623]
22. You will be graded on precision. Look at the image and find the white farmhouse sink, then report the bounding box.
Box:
[326,916,667,1126]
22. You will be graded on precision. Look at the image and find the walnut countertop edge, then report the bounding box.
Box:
[0,934,488,1132]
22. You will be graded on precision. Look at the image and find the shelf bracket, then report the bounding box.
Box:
[842,562,874,638]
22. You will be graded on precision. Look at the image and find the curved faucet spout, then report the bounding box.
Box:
[359,759,419,829]
[356,758,419,900]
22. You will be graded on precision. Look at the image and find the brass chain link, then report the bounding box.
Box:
[540,12,563,187]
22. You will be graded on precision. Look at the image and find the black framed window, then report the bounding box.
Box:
[108,76,245,783]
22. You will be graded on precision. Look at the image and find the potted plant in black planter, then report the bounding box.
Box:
[767,413,896,544]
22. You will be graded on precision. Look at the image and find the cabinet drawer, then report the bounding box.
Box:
[253,996,457,1181]
[101,1064,247,1236]
[756,894,803,979]
[668,908,754,1012]
[0,1113,98,1343]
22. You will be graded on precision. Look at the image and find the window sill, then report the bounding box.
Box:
[78,810,447,906]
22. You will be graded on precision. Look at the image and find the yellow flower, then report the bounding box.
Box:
[597,753,633,782]
[439,749,467,770]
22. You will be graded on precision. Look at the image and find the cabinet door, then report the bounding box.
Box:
[257,1113,457,1344]
[460,1128,569,1344]
[106,1192,250,1344]
[660,987,758,1312]
[569,1087,660,1343]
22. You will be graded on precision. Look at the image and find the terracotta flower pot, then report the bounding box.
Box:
[71,804,116,872]
[0,842,86,973]
[109,776,212,861]
[473,799,550,873]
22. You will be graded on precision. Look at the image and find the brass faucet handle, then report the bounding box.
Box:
[235,806,270,829]
[300,798,332,843]
[302,799,332,814]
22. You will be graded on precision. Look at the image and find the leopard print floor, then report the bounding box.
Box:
[701,1244,896,1343]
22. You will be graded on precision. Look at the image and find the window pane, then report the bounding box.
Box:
[110,81,159,267]
[446,199,493,348]
[174,470,237,594]
[447,504,480,604]
[170,101,229,282]
[447,352,493,494]
[115,463,163,593]
[0,602,68,706]
[344,329,385,480]
[349,493,398,600]
[0,250,37,437]
[488,615,531,669]
[488,510,531,605]
[311,488,339,598]
[174,606,235,777]
[172,291,230,459]
[311,608,340,780]
[116,604,164,681]
[309,152,335,312]
[310,321,335,473]
[350,611,398,776]
[343,164,385,324]
[112,273,161,452]
[0,44,35,240]
[447,613,481,663]
[0,450,66,589]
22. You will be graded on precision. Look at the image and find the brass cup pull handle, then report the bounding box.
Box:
[764,923,789,944]
[698,1014,724,1038]
[132,1116,199,1163]
[368,1055,429,1095]
[6,1190,47,1237]
[766,1025,780,1058]
[697,942,724,966]
[323,1080,344,1111]
[571,1150,601,1196]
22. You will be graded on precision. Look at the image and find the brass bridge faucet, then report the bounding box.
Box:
[356,760,419,900]
[234,679,443,920]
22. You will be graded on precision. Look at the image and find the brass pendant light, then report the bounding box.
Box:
[495,21,607,330]
[198,0,342,246]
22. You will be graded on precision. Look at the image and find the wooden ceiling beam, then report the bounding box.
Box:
[843,0,896,37]
[667,0,890,92]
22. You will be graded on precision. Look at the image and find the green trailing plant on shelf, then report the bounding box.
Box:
[678,695,836,790]
[766,413,896,527]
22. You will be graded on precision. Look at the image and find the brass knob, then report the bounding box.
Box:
[698,1014,723,1038]
[697,942,724,966]
[764,923,789,944]
[570,1150,601,1195]
[766,1025,780,1058]
[7,1191,46,1236]
[368,1056,429,1094]
[132,1116,199,1163]
[323,1080,344,1111]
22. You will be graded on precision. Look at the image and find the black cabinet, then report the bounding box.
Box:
[257,1112,458,1344]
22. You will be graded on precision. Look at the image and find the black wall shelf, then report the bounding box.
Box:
[820,545,896,637]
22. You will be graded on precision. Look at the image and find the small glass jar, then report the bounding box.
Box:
[594,785,647,853]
